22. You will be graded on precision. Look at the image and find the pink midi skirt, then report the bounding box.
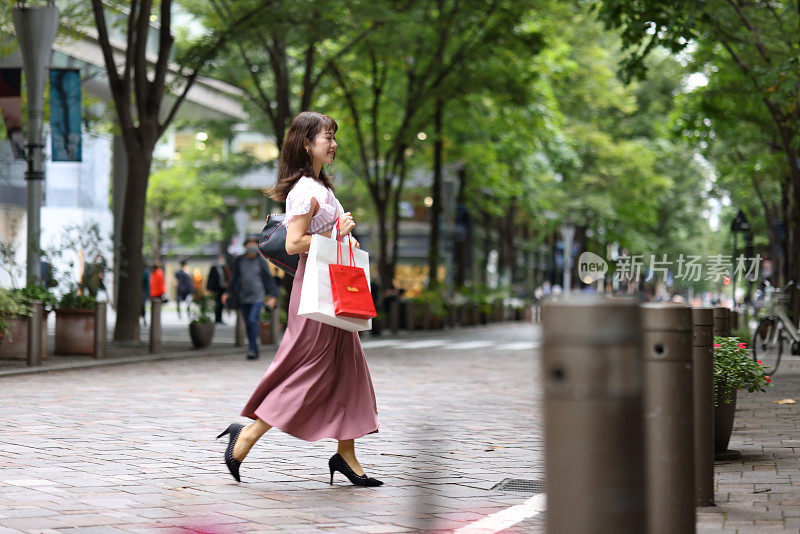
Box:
[240,254,380,441]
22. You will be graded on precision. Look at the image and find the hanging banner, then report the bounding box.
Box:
[0,68,25,159]
[49,68,82,162]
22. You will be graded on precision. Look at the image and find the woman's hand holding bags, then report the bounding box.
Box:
[297,222,373,332]
[328,223,377,320]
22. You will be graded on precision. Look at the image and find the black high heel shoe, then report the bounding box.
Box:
[328,453,383,487]
[216,423,245,482]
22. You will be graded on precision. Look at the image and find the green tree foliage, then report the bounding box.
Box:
[145,149,257,259]
[449,4,709,270]
[326,0,547,286]
[595,0,800,301]
[182,0,384,150]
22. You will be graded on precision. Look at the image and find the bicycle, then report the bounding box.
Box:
[752,280,800,375]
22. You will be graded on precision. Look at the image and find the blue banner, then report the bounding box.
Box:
[49,68,82,162]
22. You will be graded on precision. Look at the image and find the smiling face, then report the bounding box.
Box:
[306,128,337,167]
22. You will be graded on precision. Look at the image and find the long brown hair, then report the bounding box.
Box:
[270,111,337,202]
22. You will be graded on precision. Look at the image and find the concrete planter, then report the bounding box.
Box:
[0,315,48,360]
[429,315,444,330]
[54,308,95,355]
[714,387,738,453]
[493,301,504,322]
[258,321,272,345]
[189,322,215,348]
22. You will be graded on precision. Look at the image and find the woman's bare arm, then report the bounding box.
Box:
[285,199,321,255]
[285,198,357,255]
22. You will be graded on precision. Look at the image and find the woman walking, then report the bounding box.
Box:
[217,111,382,487]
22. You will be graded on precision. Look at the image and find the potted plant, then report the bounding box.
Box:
[279,307,288,330]
[0,287,30,349]
[259,306,273,345]
[410,290,447,329]
[713,336,771,452]
[0,285,55,360]
[54,289,97,355]
[189,292,215,348]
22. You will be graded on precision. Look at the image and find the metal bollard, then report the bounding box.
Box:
[93,301,107,359]
[270,305,281,346]
[26,300,43,367]
[544,297,645,534]
[421,302,431,330]
[390,300,400,334]
[713,307,728,338]
[641,303,695,534]
[692,307,714,506]
[149,298,162,354]
[235,309,245,346]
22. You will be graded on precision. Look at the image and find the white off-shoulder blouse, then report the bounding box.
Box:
[282,176,344,236]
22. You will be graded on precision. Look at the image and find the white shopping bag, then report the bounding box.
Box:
[298,234,372,332]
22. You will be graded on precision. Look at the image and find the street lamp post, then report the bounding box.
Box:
[560,222,575,295]
[730,210,751,308]
[12,2,60,286]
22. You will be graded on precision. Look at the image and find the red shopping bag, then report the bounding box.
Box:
[328,223,377,320]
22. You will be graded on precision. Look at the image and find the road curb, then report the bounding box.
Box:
[0,345,247,378]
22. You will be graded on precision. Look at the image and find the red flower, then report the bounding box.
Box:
[758,360,763,365]
[713,343,721,348]
[765,376,772,383]
[738,342,747,349]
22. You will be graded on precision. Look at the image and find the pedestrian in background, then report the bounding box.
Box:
[149,260,166,303]
[175,260,193,319]
[207,254,231,324]
[216,111,382,488]
[82,253,107,298]
[222,237,279,360]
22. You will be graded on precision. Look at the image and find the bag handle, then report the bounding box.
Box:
[333,219,355,267]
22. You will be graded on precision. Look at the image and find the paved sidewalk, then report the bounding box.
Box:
[0,323,543,533]
[2,320,800,532]
[697,354,800,533]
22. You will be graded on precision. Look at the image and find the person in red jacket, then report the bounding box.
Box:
[149,260,166,301]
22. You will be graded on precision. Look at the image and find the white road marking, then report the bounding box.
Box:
[453,493,546,534]
[364,338,538,352]
[361,340,404,348]
[496,342,539,351]
[396,339,448,349]
[448,341,495,350]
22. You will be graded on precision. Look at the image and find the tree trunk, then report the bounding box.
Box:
[427,99,444,291]
[388,155,408,291]
[154,219,163,261]
[375,195,392,290]
[453,167,468,288]
[114,152,153,341]
[790,160,800,324]
[498,202,517,287]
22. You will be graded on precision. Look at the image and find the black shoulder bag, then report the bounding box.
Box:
[258,214,299,276]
